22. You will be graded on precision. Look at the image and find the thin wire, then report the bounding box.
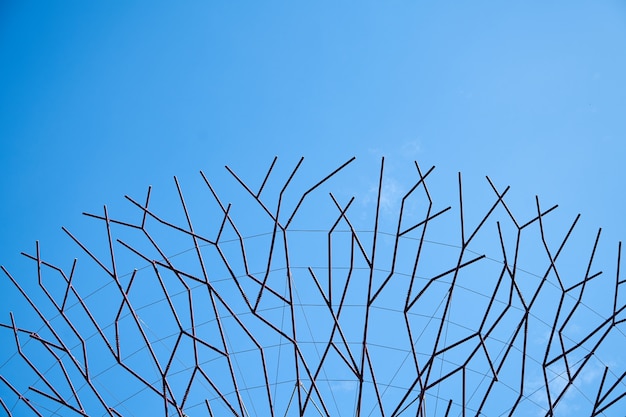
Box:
[2,229,625,416]
[292,275,342,415]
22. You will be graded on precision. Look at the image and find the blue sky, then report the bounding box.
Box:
[1,1,625,257]
[1,2,626,416]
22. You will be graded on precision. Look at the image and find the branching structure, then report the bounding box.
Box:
[1,157,625,416]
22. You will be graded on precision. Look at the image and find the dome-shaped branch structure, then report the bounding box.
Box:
[1,158,625,416]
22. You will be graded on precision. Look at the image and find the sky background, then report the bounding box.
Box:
[1,2,626,415]
[1,1,625,262]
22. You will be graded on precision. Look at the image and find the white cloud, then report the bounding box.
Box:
[332,380,357,392]
[527,358,606,416]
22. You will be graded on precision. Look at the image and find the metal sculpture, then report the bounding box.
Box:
[1,157,625,416]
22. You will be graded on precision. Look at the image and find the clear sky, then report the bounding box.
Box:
[1,1,625,258]
[1,2,626,416]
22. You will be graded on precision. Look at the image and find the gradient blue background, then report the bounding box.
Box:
[2,1,625,263]
[2,2,626,415]
[1,1,625,257]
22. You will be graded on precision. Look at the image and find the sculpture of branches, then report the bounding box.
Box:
[2,157,625,416]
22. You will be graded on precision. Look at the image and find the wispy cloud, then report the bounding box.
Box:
[527,359,606,416]
[361,175,404,216]
[368,139,422,162]
[331,380,357,392]
[399,140,421,160]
